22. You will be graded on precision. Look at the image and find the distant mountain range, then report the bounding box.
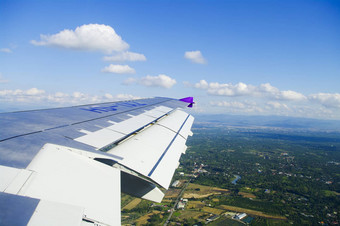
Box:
[193,114,340,131]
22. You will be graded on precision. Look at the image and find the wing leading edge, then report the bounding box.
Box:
[0,97,194,225]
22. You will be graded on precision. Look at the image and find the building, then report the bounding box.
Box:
[234,213,247,220]
[206,215,219,223]
[177,201,185,210]
[171,180,180,187]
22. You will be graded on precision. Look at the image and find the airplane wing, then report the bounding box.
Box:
[0,96,195,226]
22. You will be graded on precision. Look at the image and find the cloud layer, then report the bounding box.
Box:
[0,88,141,106]
[309,93,340,108]
[184,50,206,64]
[194,80,307,101]
[193,80,340,119]
[124,74,176,88]
[31,24,129,54]
[101,64,136,74]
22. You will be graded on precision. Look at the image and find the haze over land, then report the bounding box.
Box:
[195,114,340,132]
[1,0,340,120]
[121,118,340,225]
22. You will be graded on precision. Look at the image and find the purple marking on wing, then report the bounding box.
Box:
[179,97,194,108]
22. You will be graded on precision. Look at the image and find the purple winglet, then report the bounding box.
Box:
[179,97,195,108]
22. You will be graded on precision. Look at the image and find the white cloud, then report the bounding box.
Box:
[194,80,256,96]
[258,83,279,93]
[103,51,146,62]
[278,90,306,101]
[266,101,289,110]
[124,74,176,88]
[0,88,46,103]
[194,80,306,101]
[31,24,129,54]
[184,50,206,64]
[192,79,340,119]
[26,88,45,95]
[139,74,176,88]
[0,88,45,97]
[309,93,340,108]
[101,64,136,74]
[0,88,141,106]
[0,48,12,53]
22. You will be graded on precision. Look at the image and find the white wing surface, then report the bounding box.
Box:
[0,97,194,226]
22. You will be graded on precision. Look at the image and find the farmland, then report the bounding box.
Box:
[122,121,340,225]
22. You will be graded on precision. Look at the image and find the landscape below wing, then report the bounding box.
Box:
[0,97,194,226]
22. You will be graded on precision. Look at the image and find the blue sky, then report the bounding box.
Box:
[1,0,340,119]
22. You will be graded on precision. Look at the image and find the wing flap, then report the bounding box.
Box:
[108,109,194,189]
[108,124,175,176]
[149,137,187,189]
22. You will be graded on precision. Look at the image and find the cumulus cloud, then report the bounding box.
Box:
[31,24,129,54]
[0,88,46,103]
[139,74,176,88]
[26,88,45,95]
[192,79,340,119]
[0,48,12,53]
[0,88,45,96]
[194,80,307,101]
[31,24,148,74]
[266,101,289,110]
[0,88,141,105]
[258,83,279,93]
[195,80,255,96]
[124,74,176,88]
[279,90,306,101]
[309,93,340,108]
[184,50,206,64]
[101,64,136,74]
[103,51,146,62]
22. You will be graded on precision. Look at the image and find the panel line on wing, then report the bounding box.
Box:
[71,99,172,126]
[0,131,43,143]
[99,112,171,153]
[44,124,69,131]
[156,123,187,140]
[147,114,190,177]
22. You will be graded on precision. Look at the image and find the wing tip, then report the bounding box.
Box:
[179,97,195,108]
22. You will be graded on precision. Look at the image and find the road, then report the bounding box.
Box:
[164,178,192,226]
